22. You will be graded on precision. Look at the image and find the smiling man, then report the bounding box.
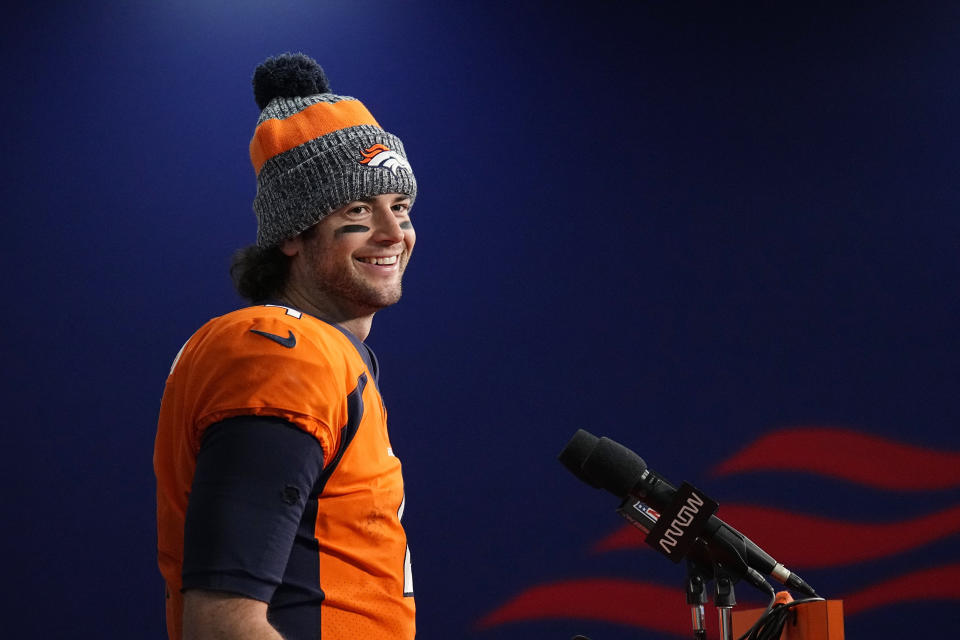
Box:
[279,193,415,340]
[154,53,418,640]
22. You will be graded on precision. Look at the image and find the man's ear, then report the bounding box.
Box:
[279,236,300,257]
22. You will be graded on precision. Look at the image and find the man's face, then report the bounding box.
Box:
[284,193,416,318]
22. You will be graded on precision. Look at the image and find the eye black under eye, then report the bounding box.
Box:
[336,224,370,234]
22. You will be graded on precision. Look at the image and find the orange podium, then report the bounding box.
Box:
[731,599,844,639]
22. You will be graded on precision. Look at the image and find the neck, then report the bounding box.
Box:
[278,289,375,341]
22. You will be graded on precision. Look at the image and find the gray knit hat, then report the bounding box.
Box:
[249,53,417,247]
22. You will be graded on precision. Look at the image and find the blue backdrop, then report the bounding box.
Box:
[4,2,959,638]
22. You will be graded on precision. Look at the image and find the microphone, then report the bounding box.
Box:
[615,494,773,594]
[559,429,819,598]
[557,429,603,487]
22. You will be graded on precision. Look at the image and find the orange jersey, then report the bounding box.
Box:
[155,304,415,639]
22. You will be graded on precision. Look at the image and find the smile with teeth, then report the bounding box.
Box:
[356,255,399,265]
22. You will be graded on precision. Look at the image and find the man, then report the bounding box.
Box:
[154,52,417,640]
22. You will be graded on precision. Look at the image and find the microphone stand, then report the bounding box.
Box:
[713,562,737,640]
[615,496,755,640]
[684,545,742,640]
[685,558,709,640]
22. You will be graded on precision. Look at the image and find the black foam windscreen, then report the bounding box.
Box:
[558,429,601,487]
[580,437,648,498]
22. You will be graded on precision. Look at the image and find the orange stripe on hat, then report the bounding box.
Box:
[249,99,380,174]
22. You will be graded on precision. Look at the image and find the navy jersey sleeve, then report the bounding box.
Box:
[181,415,325,601]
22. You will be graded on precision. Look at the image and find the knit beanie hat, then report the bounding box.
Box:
[249,53,417,247]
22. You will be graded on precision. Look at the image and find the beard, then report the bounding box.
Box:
[304,245,409,316]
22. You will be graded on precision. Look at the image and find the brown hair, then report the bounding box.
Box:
[229,244,291,303]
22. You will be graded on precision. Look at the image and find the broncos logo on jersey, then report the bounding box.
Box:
[359,144,412,176]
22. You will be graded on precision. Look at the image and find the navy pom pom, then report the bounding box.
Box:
[253,53,331,110]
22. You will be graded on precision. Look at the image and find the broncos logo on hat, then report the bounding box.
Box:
[359,144,412,176]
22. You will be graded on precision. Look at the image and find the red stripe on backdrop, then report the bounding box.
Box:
[593,504,960,568]
[475,566,960,632]
[475,579,705,635]
[711,427,960,490]
[842,563,960,615]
